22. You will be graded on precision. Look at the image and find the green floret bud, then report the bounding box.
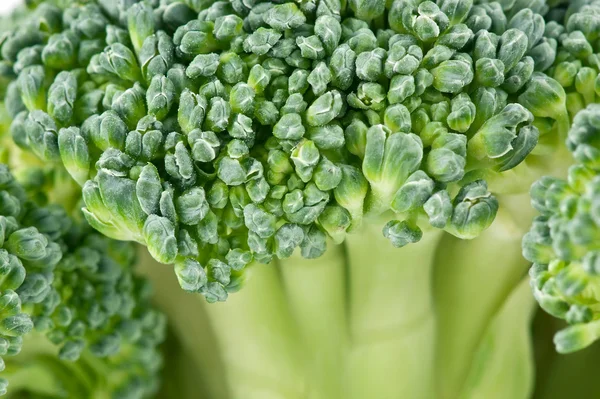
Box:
[431,59,474,93]
[518,72,569,133]
[127,3,155,55]
[274,113,305,140]
[315,15,342,55]
[17,65,47,112]
[244,28,281,56]
[475,57,505,87]
[390,170,435,214]
[330,44,356,90]
[88,43,141,83]
[307,62,332,96]
[42,31,78,70]
[507,9,544,52]
[350,0,385,21]
[139,31,175,83]
[383,220,423,248]
[247,64,271,94]
[355,48,385,82]
[446,180,498,239]
[213,15,243,42]
[83,111,127,152]
[424,190,453,228]
[58,127,90,186]
[186,53,220,79]
[426,133,467,183]
[296,35,326,60]
[385,43,423,77]
[178,89,207,135]
[362,126,423,214]
[15,110,60,162]
[308,124,345,150]
[447,93,476,132]
[306,90,343,127]
[468,103,537,171]
[174,258,207,293]
[229,83,255,115]
[263,3,306,31]
[173,20,219,59]
[143,215,178,264]
[388,75,416,105]
[112,83,147,129]
[47,71,77,126]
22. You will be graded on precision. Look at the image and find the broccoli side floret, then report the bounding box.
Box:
[524,104,600,354]
[0,164,166,398]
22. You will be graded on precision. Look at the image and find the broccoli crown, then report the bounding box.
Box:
[0,164,165,398]
[0,0,570,301]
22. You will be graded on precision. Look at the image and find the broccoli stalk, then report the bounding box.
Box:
[141,203,539,399]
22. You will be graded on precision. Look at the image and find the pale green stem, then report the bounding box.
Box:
[433,195,535,399]
[203,262,306,399]
[344,221,443,399]
[458,277,536,399]
[278,243,349,399]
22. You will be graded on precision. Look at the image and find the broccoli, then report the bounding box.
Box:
[0,0,599,398]
[0,164,166,398]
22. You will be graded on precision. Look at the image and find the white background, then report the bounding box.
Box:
[0,0,22,15]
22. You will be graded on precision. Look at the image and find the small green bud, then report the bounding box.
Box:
[315,15,342,54]
[306,91,343,127]
[308,125,345,150]
[330,44,356,91]
[175,259,207,292]
[263,3,306,31]
[431,59,474,93]
[424,190,453,228]
[391,171,435,213]
[58,127,90,186]
[178,90,208,135]
[446,180,498,239]
[128,3,156,54]
[383,220,423,248]
[274,113,305,140]
[186,53,220,79]
[244,28,282,56]
[296,35,326,60]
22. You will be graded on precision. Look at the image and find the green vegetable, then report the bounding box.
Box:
[0,1,599,398]
[0,164,165,397]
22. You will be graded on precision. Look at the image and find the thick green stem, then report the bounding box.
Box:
[344,221,443,399]
[204,263,306,399]
[433,203,534,399]
[278,244,349,399]
[458,277,536,399]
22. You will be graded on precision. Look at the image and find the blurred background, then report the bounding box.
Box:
[0,0,22,14]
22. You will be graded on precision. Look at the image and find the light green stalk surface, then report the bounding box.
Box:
[142,210,538,399]
[434,202,536,398]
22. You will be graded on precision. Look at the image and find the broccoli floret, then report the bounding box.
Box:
[0,164,166,397]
